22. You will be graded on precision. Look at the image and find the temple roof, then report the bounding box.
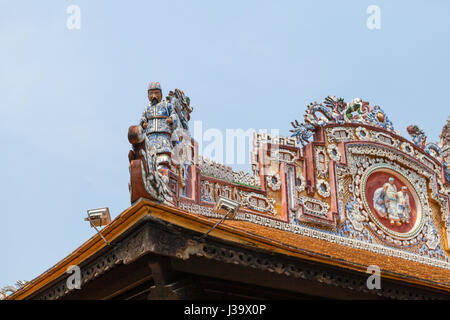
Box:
[4,91,450,300]
[7,198,450,299]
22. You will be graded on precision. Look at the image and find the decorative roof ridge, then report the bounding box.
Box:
[198,155,260,187]
[290,96,393,146]
[289,95,449,182]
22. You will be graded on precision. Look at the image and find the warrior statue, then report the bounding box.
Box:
[128,82,193,204]
[139,82,180,172]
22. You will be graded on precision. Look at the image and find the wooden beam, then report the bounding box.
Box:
[148,256,175,286]
[170,256,381,300]
[62,255,153,300]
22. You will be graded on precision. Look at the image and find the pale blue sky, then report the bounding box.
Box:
[1,0,449,288]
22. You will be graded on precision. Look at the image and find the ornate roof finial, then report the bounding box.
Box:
[439,117,450,150]
[0,280,28,300]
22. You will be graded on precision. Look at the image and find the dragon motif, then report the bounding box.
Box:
[290,96,345,146]
[407,125,427,149]
[344,98,369,121]
[290,96,394,147]
[407,124,449,183]
[407,124,444,159]
[0,281,28,300]
[289,120,317,147]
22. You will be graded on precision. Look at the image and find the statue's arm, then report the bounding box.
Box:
[166,103,179,127]
[140,108,148,128]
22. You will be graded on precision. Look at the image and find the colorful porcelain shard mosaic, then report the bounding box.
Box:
[128,88,450,269]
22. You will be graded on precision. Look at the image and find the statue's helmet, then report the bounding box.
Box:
[148,81,162,92]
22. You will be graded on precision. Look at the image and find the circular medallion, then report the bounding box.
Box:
[361,164,424,240]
